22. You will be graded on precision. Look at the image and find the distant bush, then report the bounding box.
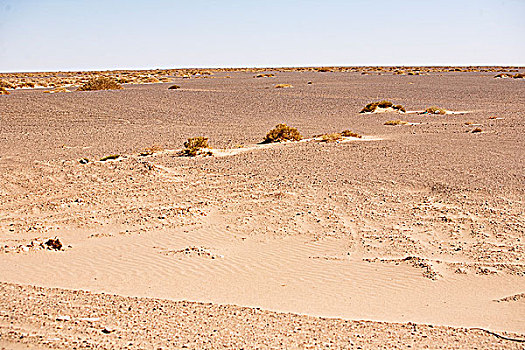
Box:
[78,77,123,91]
[100,154,120,161]
[0,87,10,95]
[320,133,343,142]
[263,124,302,143]
[274,84,293,89]
[341,130,362,138]
[168,84,181,90]
[384,120,409,126]
[0,80,15,89]
[392,104,406,112]
[182,137,211,157]
[360,100,398,113]
[424,106,447,115]
[255,73,275,78]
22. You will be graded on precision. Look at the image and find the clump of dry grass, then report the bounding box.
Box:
[274,84,293,89]
[320,133,343,142]
[513,73,524,79]
[471,128,483,133]
[100,154,120,161]
[182,137,211,157]
[341,130,362,138]
[139,144,164,156]
[393,105,406,112]
[0,87,10,95]
[424,106,447,115]
[263,124,302,143]
[255,73,275,78]
[360,100,405,113]
[78,77,123,91]
[44,87,69,94]
[384,120,409,126]
[0,80,15,89]
[168,84,181,90]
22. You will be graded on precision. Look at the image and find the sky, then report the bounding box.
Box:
[0,0,524,72]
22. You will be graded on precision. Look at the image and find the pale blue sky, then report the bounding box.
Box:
[0,0,523,72]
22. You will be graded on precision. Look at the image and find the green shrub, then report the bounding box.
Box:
[78,77,123,91]
[263,124,302,143]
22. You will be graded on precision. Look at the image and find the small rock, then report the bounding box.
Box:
[56,315,71,321]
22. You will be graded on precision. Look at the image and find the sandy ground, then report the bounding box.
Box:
[1,70,524,348]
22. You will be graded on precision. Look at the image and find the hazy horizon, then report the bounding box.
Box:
[1,0,524,73]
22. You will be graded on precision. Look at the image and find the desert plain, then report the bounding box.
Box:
[0,67,524,349]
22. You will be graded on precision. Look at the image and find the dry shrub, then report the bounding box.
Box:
[100,154,120,161]
[471,128,483,133]
[44,87,69,94]
[255,73,275,78]
[139,144,164,156]
[384,120,409,126]
[182,137,211,157]
[274,84,293,89]
[513,73,524,79]
[341,130,362,138]
[0,87,10,95]
[360,100,395,113]
[0,80,15,89]
[424,106,447,115]
[168,84,181,90]
[78,77,123,91]
[263,124,302,143]
[320,133,342,142]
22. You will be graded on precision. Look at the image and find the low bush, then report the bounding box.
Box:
[0,87,10,95]
[168,84,181,90]
[263,124,302,143]
[320,133,342,142]
[274,84,293,89]
[182,137,210,157]
[424,106,447,115]
[100,154,120,161]
[471,128,483,133]
[78,77,123,91]
[341,130,362,138]
[384,120,409,126]
[360,100,397,113]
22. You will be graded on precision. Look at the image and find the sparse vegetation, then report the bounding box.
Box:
[182,137,211,157]
[274,84,293,89]
[341,130,362,138]
[100,154,120,161]
[168,84,181,90]
[255,73,275,78]
[471,128,483,133]
[393,105,406,112]
[263,124,302,143]
[360,100,405,113]
[77,77,123,91]
[0,87,10,95]
[320,133,343,142]
[424,106,447,115]
[139,144,164,156]
[384,120,409,126]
